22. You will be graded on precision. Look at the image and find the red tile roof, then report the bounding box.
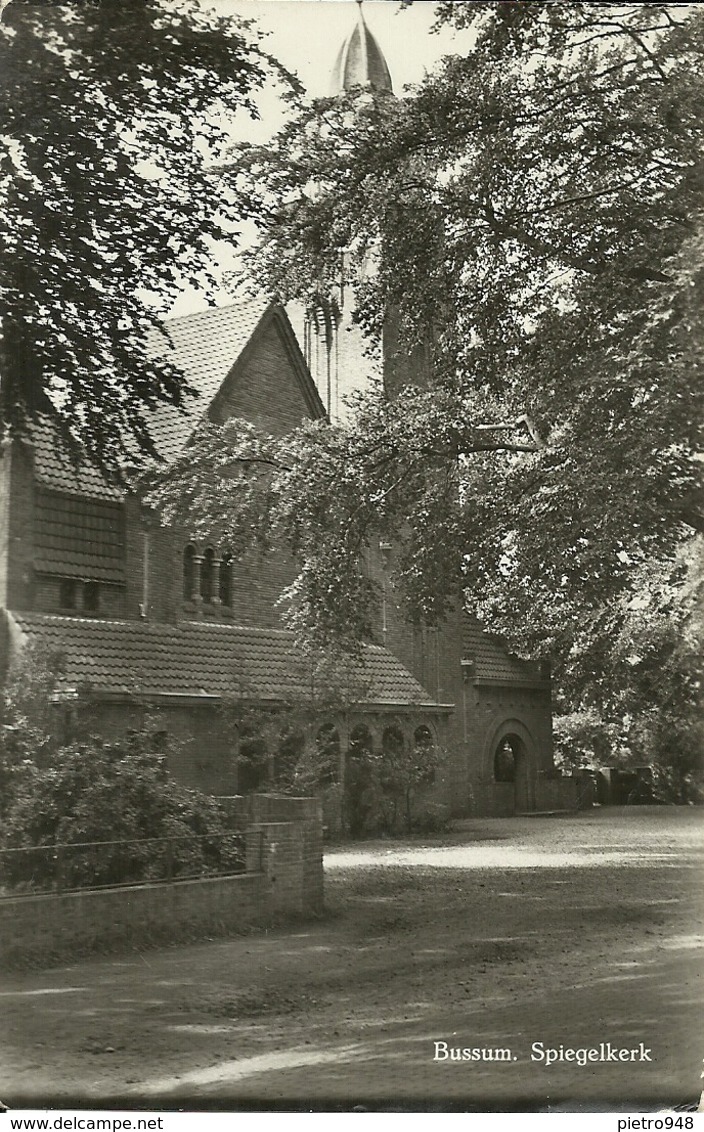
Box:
[9,612,441,708]
[30,297,275,495]
[146,297,273,463]
[463,615,543,683]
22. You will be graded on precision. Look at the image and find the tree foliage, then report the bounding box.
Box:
[0,646,244,890]
[0,642,70,817]
[551,541,704,800]
[0,0,294,472]
[148,4,704,788]
[1,734,245,891]
[154,7,701,623]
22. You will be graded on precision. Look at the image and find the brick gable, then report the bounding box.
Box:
[211,308,325,437]
[148,300,325,461]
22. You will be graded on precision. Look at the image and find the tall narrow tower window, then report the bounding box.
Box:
[200,547,215,604]
[183,545,195,602]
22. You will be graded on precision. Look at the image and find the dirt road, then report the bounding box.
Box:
[1,807,703,1111]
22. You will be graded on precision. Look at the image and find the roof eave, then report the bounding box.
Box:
[51,688,456,713]
[471,677,551,691]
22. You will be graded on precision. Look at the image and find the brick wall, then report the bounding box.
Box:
[0,794,324,969]
[464,685,556,816]
[223,793,324,913]
[213,310,320,437]
[227,545,297,630]
[205,312,313,627]
[73,699,239,796]
[142,312,318,631]
[165,706,239,795]
[141,516,182,624]
[125,499,163,622]
[33,576,126,618]
[0,872,262,969]
[0,441,35,612]
[537,774,583,812]
[359,540,470,811]
[354,535,563,817]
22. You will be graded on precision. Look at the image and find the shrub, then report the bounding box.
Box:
[342,743,449,837]
[0,645,66,820]
[409,803,451,835]
[0,729,244,892]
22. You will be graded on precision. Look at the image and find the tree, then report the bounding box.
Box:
[147,4,703,789]
[552,540,704,802]
[0,646,244,891]
[1,734,245,891]
[0,642,66,818]
[0,0,295,473]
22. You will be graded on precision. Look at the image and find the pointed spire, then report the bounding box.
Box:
[330,1,394,96]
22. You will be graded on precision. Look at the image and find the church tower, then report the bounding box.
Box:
[298,1,397,421]
[298,2,432,417]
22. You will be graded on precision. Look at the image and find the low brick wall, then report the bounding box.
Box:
[471,777,581,816]
[536,775,581,812]
[471,783,516,817]
[0,871,262,968]
[222,793,324,914]
[0,794,324,969]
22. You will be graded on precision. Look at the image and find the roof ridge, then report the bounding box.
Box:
[12,612,294,637]
[160,295,272,331]
[12,612,138,628]
[180,621,292,637]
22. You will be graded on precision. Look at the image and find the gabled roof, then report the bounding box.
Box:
[29,298,325,494]
[146,298,326,462]
[463,614,544,685]
[8,612,443,709]
[145,297,273,463]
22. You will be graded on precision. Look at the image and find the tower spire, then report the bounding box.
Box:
[330,1,393,96]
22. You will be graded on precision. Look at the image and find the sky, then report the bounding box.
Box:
[207,0,475,99]
[169,1,475,314]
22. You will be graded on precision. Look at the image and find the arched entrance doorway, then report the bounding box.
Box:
[486,722,537,814]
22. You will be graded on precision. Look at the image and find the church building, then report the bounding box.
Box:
[0,4,578,825]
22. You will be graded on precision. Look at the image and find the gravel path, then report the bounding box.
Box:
[1,807,702,1112]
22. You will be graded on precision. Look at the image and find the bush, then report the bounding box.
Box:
[0,645,66,820]
[409,803,451,835]
[342,745,449,837]
[0,729,244,892]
